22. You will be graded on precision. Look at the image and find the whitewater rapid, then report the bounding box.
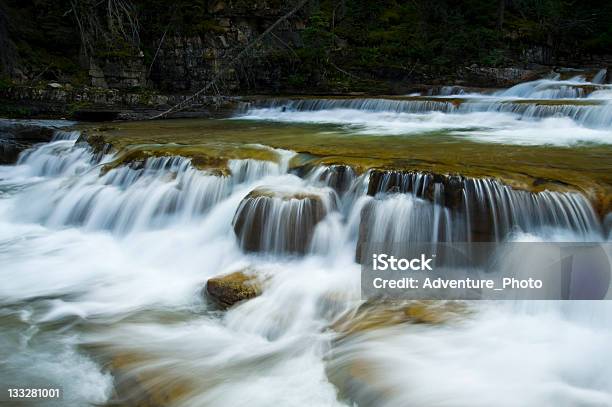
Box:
[237,72,612,146]
[1,73,611,407]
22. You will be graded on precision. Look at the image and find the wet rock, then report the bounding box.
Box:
[604,213,612,239]
[360,168,600,254]
[367,169,465,209]
[88,56,147,89]
[331,301,467,338]
[0,121,55,164]
[100,149,232,176]
[76,131,114,156]
[232,186,334,254]
[326,357,391,407]
[314,165,356,194]
[205,270,262,309]
[0,85,240,119]
[327,301,468,406]
[108,351,193,407]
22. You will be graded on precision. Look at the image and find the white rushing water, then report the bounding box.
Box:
[236,74,612,146]
[0,87,610,406]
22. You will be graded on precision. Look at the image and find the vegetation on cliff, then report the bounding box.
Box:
[1,0,611,92]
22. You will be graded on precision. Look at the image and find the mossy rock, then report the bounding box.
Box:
[205,270,262,309]
[77,131,113,155]
[74,118,611,218]
[100,148,231,176]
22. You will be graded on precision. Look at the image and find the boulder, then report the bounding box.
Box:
[205,270,262,309]
[313,165,356,194]
[0,122,55,164]
[232,186,334,254]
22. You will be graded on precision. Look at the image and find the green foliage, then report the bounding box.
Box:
[3,0,612,93]
[301,12,333,60]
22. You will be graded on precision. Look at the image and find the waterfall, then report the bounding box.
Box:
[246,97,457,114]
[362,171,602,248]
[15,130,94,177]
[232,184,339,254]
[16,136,598,246]
[305,164,357,195]
[592,68,608,84]
[494,77,591,98]
[465,178,600,239]
[433,86,466,96]
[11,139,293,234]
[238,74,612,135]
[0,84,610,406]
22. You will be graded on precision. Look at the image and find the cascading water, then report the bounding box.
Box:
[232,184,338,254]
[238,74,612,145]
[592,68,608,84]
[357,171,602,265]
[1,73,611,407]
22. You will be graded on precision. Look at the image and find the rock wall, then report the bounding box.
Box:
[0,85,239,120]
[146,2,305,92]
[83,2,305,93]
[89,56,147,89]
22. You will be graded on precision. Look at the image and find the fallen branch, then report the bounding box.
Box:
[150,0,309,119]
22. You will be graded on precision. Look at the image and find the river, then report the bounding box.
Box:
[0,72,611,406]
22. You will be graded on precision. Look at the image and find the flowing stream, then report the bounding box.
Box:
[0,74,611,406]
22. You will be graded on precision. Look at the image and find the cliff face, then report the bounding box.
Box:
[81,1,306,93]
[2,0,612,104]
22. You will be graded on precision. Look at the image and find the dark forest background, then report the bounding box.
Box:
[1,0,611,93]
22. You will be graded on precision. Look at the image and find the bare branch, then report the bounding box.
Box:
[150,0,310,119]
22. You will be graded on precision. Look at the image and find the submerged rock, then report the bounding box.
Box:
[232,186,336,254]
[327,301,469,406]
[108,351,193,407]
[205,270,262,309]
[331,300,466,338]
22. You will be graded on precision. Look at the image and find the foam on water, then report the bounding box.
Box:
[236,74,612,146]
[327,302,612,407]
[0,117,610,406]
